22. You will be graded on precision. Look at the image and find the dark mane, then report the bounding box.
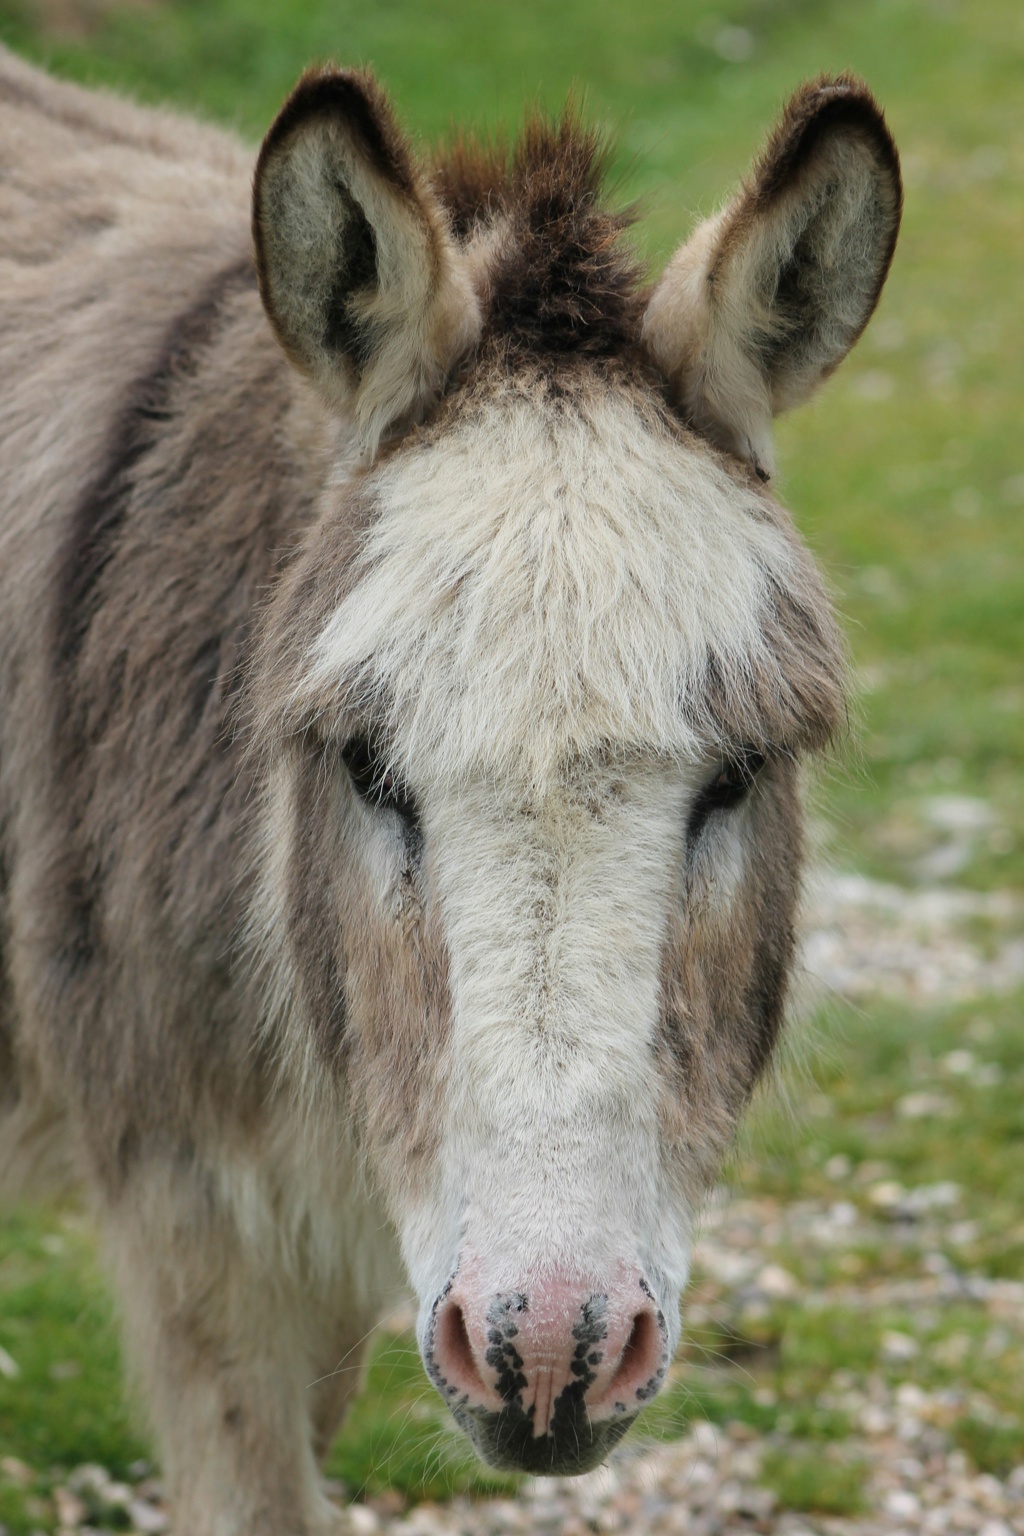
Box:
[431,110,646,359]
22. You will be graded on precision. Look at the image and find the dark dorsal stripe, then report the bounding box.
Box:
[48,254,257,979]
[54,254,257,678]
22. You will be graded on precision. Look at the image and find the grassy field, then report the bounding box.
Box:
[0,0,1021,1527]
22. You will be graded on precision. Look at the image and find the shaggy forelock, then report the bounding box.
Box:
[432,109,645,359]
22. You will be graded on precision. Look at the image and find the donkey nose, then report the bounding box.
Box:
[428,1269,668,1442]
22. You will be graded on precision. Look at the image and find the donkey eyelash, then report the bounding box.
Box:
[342,735,420,831]
[686,748,767,846]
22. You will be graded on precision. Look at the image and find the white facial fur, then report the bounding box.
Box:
[406,762,698,1320]
[304,385,804,787]
[290,383,809,1325]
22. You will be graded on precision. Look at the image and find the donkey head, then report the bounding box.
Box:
[250,72,900,1474]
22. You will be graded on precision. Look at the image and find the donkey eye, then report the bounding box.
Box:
[687,748,766,846]
[342,736,419,831]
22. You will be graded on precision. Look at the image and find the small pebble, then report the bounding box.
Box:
[882,1329,920,1362]
[0,1458,33,1487]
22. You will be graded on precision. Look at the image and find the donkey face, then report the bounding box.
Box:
[250,72,900,1474]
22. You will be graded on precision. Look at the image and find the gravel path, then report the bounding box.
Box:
[804,871,1024,1006]
[347,1433,1024,1536]
[10,1445,1021,1536]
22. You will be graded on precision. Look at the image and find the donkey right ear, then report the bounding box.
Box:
[253,68,480,450]
[643,76,902,479]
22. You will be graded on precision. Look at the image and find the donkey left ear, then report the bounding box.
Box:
[643,76,902,479]
[253,68,480,450]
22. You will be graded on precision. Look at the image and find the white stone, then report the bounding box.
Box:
[0,1457,33,1487]
[853,368,896,401]
[711,25,755,62]
[756,1264,799,1299]
[922,797,994,833]
[897,1092,955,1121]
[905,1182,960,1212]
[882,1330,920,1362]
[53,1487,86,1529]
[127,1499,170,1534]
[885,1489,921,1518]
[347,1508,381,1536]
[869,1180,906,1210]
[691,1421,720,1457]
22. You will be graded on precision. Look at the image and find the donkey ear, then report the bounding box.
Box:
[643,76,902,478]
[253,68,480,449]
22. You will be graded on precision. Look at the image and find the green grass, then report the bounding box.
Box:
[956,1415,1024,1480]
[324,1336,515,1503]
[0,0,1022,1524]
[759,1446,868,1516]
[746,991,1024,1239]
[0,1212,146,1473]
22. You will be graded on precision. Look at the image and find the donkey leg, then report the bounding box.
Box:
[101,1167,349,1536]
[307,1323,372,1466]
[306,1276,411,1462]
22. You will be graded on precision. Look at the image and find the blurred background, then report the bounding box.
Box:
[0,1,1021,1531]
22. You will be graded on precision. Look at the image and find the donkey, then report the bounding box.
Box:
[0,43,901,1534]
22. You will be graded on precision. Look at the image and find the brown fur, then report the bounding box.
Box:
[657,757,805,1193]
[433,110,646,359]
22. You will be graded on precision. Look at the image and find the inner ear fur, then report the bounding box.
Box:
[253,68,480,449]
[643,75,902,478]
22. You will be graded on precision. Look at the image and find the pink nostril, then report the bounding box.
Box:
[432,1298,490,1402]
[606,1308,664,1404]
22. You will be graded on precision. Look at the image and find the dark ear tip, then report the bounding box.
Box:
[804,72,879,105]
[253,65,415,209]
[755,73,902,215]
[805,73,898,152]
[251,63,421,381]
[252,63,419,327]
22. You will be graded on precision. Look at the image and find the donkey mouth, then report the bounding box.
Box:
[454,1396,636,1476]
